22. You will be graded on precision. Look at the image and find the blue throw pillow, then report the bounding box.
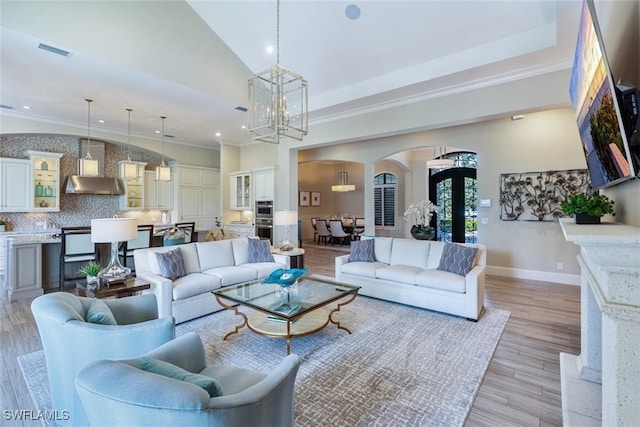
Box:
[140,357,223,398]
[348,239,375,262]
[247,238,275,263]
[85,299,117,325]
[155,248,187,280]
[437,242,478,276]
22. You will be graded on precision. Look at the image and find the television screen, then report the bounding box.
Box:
[569,0,637,189]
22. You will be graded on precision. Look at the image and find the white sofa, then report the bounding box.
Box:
[335,237,486,320]
[134,238,286,324]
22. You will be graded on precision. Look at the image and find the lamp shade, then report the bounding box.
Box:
[91,218,137,243]
[273,210,298,226]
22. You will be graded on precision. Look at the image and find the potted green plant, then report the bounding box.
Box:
[79,261,102,287]
[561,192,615,224]
[0,219,6,232]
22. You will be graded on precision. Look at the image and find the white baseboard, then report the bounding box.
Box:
[486,265,580,286]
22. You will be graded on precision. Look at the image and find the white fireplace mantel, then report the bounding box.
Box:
[559,218,640,426]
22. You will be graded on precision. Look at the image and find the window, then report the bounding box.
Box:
[374,173,397,227]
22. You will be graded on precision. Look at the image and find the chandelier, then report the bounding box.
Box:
[120,108,139,179]
[155,116,171,181]
[332,162,355,192]
[78,99,99,176]
[247,0,308,144]
[427,147,454,169]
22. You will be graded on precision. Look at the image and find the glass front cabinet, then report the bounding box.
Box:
[26,151,63,212]
[119,161,147,211]
[230,172,252,210]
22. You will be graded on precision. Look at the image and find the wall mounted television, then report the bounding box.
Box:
[569,0,639,189]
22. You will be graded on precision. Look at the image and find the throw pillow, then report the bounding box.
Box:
[247,238,275,263]
[348,239,375,262]
[437,242,479,276]
[140,357,223,398]
[85,299,118,325]
[154,248,187,280]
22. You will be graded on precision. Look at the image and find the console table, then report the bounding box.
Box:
[559,218,640,426]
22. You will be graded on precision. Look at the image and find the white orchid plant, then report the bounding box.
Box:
[403,199,438,233]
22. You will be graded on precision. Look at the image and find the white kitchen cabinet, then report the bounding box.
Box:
[6,241,43,301]
[0,158,31,212]
[230,172,252,210]
[119,161,147,211]
[253,167,275,201]
[27,151,63,212]
[224,223,255,239]
[144,171,174,210]
[174,165,221,230]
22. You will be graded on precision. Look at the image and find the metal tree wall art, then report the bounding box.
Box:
[499,169,590,221]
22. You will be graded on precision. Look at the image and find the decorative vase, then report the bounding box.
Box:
[575,214,601,224]
[86,276,99,290]
[411,228,435,240]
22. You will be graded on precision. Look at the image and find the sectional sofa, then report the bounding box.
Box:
[134,238,287,323]
[335,237,486,320]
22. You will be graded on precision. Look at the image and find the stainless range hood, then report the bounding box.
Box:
[64,176,125,195]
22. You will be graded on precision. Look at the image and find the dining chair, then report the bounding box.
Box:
[352,217,365,240]
[119,224,154,274]
[314,219,332,245]
[175,222,196,243]
[310,217,320,243]
[59,226,99,290]
[329,220,351,246]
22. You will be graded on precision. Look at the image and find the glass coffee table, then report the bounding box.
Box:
[213,275,360,354]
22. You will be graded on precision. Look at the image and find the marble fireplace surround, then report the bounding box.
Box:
[559,218,640,426]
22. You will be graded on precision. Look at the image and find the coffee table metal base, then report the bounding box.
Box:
[214,290,357,355]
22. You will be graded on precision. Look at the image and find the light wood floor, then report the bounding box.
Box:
[0,244,580,427]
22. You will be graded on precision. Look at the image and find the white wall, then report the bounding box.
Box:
[298,107,587,284]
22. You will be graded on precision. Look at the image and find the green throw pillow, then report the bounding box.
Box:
[140,356,223,398]
[85,299,118,325]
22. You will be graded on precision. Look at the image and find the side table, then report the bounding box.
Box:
[74,277,150,299]
[271,248,305,269]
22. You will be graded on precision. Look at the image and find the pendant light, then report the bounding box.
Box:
[247,0,308,144]
[331,163,355,192]
[427,147,454,169]
[120,108,139,179]
[78,98,99,176]
[155,116,171,181]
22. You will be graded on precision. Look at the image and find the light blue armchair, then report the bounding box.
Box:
[31,292,175,427]
[75,332,301,427]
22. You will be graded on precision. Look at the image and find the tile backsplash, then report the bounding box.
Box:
[0,134,169,231]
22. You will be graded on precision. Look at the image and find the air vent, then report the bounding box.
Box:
[37,43,72,58]
[164,134,175,138]
[0,104,15,110]
[235,106,248,112]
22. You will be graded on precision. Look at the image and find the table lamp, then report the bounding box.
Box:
[273,210,298,251]
[91,217,137,282]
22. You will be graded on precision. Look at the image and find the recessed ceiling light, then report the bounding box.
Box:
[22,105,31,110]
[345,4,361,20]
[215,132,221,137]
[155,130,160,134]
[266,45,274,54]
[511,114,525,120]
[241,125,246,129]
[98,119,105,123]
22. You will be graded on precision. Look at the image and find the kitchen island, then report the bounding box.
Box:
[1,231,61,301]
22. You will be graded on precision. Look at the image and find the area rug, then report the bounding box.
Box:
[19,297,509,427]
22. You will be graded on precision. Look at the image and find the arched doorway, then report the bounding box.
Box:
[428,152,477,243]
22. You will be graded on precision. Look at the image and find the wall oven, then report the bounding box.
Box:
[255,201,273,243]
[255,201,273,218]
[255,217,273,243]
